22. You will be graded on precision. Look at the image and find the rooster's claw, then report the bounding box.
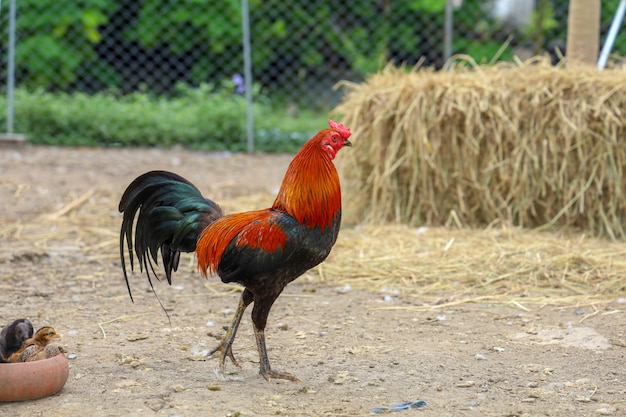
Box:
[260,368,301,382]
[208,342,242,369]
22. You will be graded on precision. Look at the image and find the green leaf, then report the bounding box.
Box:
[52,22,70,38]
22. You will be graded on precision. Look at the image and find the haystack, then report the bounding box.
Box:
[334,57,626,239]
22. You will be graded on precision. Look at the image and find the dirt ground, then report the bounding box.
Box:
[0,145,625,417]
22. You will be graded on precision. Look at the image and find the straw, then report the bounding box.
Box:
[334,57,626,239]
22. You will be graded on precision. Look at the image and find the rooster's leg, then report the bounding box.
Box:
[254,325,300,382]
[209,289,253,372]
[251,289,300,382]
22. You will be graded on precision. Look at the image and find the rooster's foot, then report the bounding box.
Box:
[208,341,242,370]
[260,367,301,382]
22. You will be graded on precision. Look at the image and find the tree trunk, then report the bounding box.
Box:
[566,0,601,65]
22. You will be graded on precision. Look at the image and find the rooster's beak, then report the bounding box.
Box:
[344,140,352,147]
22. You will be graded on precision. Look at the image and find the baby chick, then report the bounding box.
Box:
[17,344,40,362]
[24,343,67,362]
[8,326,61,363]
[0,319,34,362]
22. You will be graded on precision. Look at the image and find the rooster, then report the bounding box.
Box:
[119,120,352,381]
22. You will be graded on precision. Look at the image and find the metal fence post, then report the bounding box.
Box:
[598,0,626,69]
[6,0,16,134]
[241,0,254,153]
[444,0,454,63]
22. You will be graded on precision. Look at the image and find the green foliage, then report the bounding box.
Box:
[6,0,626,94]
[453,38,514,63]
[8,0,116,89]
[0,87,326,153]
[250,0,448,76]
[131,0,241,53]
[4,0,497,91]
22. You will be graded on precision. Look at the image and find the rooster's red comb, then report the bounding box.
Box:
[328,120,351,139]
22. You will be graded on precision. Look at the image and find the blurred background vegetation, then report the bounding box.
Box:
[0,0,623,150]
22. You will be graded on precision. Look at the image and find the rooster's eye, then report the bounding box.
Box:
[332,136,337,142]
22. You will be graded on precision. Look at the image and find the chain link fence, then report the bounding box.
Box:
[0,1,624,113]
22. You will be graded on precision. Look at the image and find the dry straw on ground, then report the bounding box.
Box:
[2,191,625,308]
[334,57,626,239]
[326,224,626,309]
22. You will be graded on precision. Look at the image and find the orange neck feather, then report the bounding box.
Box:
[272,132,341,231]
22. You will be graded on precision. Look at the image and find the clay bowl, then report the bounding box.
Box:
[0,354,69,402]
